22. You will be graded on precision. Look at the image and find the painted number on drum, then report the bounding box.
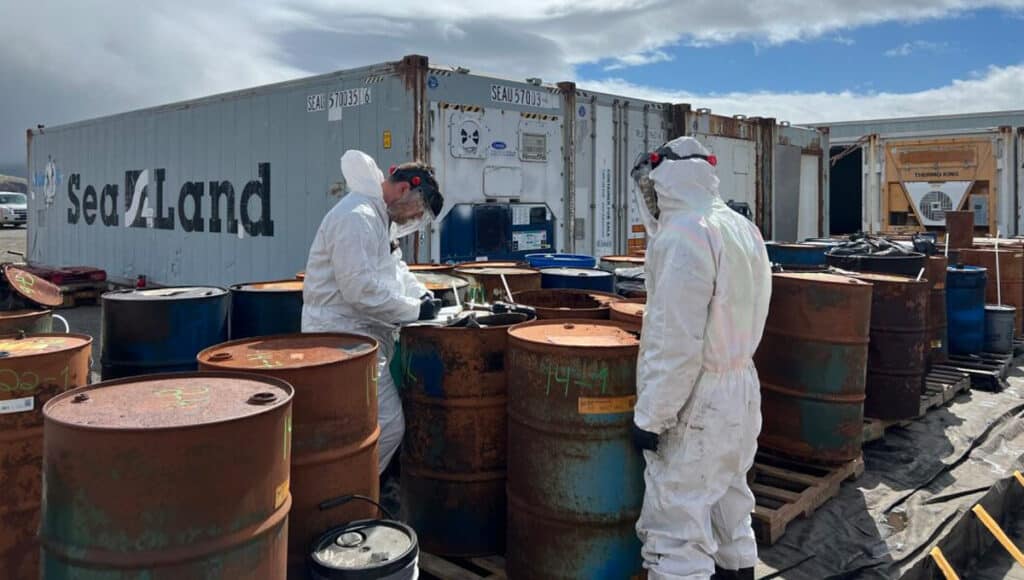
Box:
[155,385,211,409]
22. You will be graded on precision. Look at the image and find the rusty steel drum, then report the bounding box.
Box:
[413,272,469,307]
[754,274,871,464]
[453,265,541,304]
[408,263,455,275]
[958,248,1024,337]
[3,265,64,308]
[0,309,53,334]
[399,311,533,557]
[598,255,644,272]
[0,333,91,579]
[41,372,293,579]
[511,289,619,320]
[506,320,644,579]
[925,256,949,364]
[851,273,930,421]
[945,211,975,250]
[609,299,645,331]
[197,334,380,572]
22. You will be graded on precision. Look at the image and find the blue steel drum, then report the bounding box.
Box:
[765,242,830,269]
[506,320,643,579]
[540,268,615,293]
[525,253,597,269]
[946,265,987,355]
[229,280,304,339]
[100,287,229,379]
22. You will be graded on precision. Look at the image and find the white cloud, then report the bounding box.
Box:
[579,63,1024,124]
[885,40,949,57]
[604,50,674,71]
[2,0,1024,166]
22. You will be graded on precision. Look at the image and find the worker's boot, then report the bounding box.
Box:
[738,567,755,580]
[712,566,738,580]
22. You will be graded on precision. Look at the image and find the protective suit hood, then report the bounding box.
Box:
[649,136,721,214]
[341,150,385,200]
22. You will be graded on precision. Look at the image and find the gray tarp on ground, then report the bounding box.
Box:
[755,365,1024,579]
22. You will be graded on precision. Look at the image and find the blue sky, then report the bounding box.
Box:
[579,7,1024,96]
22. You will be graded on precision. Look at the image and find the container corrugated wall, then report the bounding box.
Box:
[27,59,419,287]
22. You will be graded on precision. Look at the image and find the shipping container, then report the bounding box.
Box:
[26,55,828,286]
[817,110,1024,237]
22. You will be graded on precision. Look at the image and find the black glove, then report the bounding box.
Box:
[418,294,442,320]
[631,422,659,453]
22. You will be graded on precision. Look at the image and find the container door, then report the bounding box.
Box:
[772,143,802,241]
[797,153,821,240]
[428,99,565,262]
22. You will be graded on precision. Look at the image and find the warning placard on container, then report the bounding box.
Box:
[579,395,637,415]
[512,230,547,251]
[0,396,34,415]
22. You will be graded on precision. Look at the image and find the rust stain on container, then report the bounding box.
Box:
[925,256,949,364]
[958,248,1024,337]
[755,273,871,464]
[851,273,930,420]
[453,266,541,303]
[511,289,620,320]
[198,333,379,572]
[0,309,53,334]
[0,333,91,580]
[41,372,293,579]
[609,299,645,331]
[506,320,644,579]
[399,312,532,557]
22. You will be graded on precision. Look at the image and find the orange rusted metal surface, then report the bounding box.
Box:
[0,333,91,580]
[609,299,645,331]
[198,333,380,573]
[453,265,541,303]
[851,273,930,420]
[755,273,872,463]
[511,289,619,320]
[4,265,63,308]
[41,372,293,579]
[925,256,949,364]
[0,309,53,334]
[399,311,533,557]
[506,320,643,579]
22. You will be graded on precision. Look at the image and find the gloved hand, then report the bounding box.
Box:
[631,422,659,453]
[418,294,442,320]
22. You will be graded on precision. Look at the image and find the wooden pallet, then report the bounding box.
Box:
[941,352,1013,391]
[750,451,863,545]
[420,553,507,580]
[862,367,971,443]
[56,282,107,309]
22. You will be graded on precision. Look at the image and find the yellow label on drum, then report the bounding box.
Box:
[931,339,943,349]
[275,479,290,509]
[578,395,637,415]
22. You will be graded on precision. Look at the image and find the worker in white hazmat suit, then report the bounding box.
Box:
[302,151,444,475]
[630,136,772,580]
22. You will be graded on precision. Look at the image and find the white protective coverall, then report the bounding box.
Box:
[302,150,429,474]
[634,137,772,579]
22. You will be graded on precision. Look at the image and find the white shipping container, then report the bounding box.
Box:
[26,55,827,286]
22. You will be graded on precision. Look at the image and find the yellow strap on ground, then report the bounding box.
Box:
[973,504,1024,567]
[930,547,960,580]
[1014,470,1024,488]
